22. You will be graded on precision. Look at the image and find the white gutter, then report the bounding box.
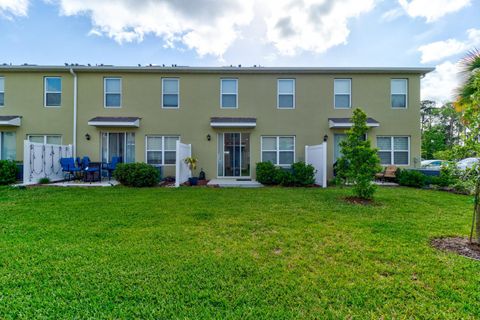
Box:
[69,68,78,158]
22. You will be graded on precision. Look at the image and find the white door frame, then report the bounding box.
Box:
[217,132,251,178]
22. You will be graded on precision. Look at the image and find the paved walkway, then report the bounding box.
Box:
[207,179,263,188]
[374,181,399,186]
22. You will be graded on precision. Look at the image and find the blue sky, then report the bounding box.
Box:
[0,0,479,102]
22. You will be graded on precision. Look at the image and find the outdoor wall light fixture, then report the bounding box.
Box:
[207,134,211,141]
[85,133,91,141]
[323,134,328,142]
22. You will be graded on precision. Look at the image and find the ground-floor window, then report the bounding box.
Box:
[101,132,135,163]
[0,132,16,160]
[261,136,295,166]
[145,136,179,166]
[28,134,62,145]
[377,136,410,165]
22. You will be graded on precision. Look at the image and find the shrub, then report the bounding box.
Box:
[397,169,427,188]
[256,162,278,185]
[38,177,50,184]
[291,162,315,186]
[0,160,18,185]
[452,179,476,195]
[113,163,160,187]
[275,168,294,186]
[429,166,457,187]
[256,161,316,187]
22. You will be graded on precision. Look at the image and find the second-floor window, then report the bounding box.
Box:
[277,79,295,109]
[221,79,237,109]
[44,77,61,107]
[0,77,4,107]
[104,78,122,108]
[334,79,351,109]
[162,78,179,108]
[391,79,408,108]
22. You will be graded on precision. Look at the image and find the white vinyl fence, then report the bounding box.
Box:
[305,142,327,188]
[175,141,192,187]
[23,140,73,185]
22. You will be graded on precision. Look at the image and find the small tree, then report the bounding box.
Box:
[336,108,382,200]
[456,50,480,243]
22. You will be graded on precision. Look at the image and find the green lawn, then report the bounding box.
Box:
[0,186,478,319]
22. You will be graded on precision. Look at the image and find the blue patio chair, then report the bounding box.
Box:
[81,156,100,182]
[104,156,121,180]
[60,157,81,181]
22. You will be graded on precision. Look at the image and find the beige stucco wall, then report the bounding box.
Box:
[0,70,422,180]
[0,71,74,154]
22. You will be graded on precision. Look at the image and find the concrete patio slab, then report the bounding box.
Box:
[50,180,120,187]
[207,179,263,188]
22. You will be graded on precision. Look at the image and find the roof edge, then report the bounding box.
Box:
[0,65,435,75]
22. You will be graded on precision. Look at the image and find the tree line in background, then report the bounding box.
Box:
[422,50,480,162]
[420,100,465,160]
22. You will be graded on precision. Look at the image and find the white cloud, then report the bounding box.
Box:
[48,0,376,58]
[398,0,471,22]
[0,0,29,18]
[418,39,468,63]
[422,61,462,103]
[52,0,255,58]
[418,28,480,63]
[265,0,376,56]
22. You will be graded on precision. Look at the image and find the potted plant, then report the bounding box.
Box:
[184,156,199,186]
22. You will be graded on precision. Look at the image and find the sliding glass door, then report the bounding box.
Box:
[0,132,16,160]
[101,132,135,163]
[217,133,250,177]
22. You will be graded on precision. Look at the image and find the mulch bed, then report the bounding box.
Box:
[343,196,374,206]
[431,237,480,261]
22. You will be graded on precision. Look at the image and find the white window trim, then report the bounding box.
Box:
[27,134,63,145]
[391,79,408,109]
[104,77,122,108]
[377,136,410,166]
[0,76,4,107]
[145,135,179,167]
[277,79,295,109]
[334,78,352,109]
[161,78,180,109]
[261,136,296,167]
[220,78,238,109]
[44,77,62,108]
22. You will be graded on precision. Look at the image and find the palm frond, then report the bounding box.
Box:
[460,48,480,73]
[456,48,480,103]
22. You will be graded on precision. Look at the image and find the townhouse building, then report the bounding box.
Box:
[0,65,433,180]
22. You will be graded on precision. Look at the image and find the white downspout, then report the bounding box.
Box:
[69,68,77,158]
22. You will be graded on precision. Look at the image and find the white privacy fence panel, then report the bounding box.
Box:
[305,142,327,188]
[23,140,73,185]
[175,141,192,187]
